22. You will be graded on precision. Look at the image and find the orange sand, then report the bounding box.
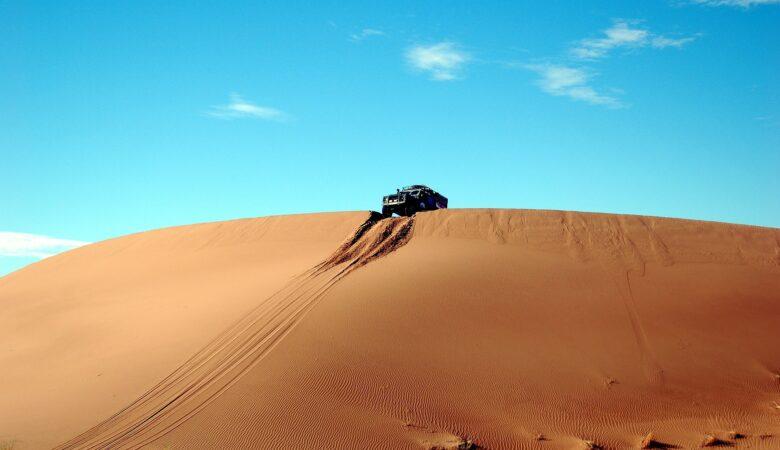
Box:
[1,209,779,449]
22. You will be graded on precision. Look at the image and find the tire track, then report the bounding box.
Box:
[56,213,414,450]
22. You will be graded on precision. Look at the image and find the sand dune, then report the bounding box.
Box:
[2,209,779,449]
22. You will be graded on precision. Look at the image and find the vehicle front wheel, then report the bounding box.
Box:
[381,206,392,217]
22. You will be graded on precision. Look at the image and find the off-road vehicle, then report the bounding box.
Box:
[382,185,448,217]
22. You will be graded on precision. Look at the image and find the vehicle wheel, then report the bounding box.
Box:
[381,206,391,217]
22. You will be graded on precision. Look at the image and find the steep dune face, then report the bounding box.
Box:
[53,213,416,450]
[0,212,370,449]
[3,210,780,449]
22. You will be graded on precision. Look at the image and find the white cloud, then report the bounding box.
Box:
[572,20,695,59]
[350,28,385,42]
[572,21,649,59]
[405,42,470,81]
[208,94,289,121]
[651,36,698,48]
[0,232,89,259]
[691,0,780,6]
[521,19,695,108]
[526,64,624,108]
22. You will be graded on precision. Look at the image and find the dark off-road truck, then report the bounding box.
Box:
[382,185,448,217]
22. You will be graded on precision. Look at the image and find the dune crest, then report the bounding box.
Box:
[413,209,780,271]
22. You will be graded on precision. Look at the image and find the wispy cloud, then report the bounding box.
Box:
[651,36,698,48]
[571,20,696,60]
[350,28,385,42]
[691,0,780,6]
[521,19,696,108]
[572,21,649,59]
[0,232,89,259]
[208,94,289,121]
[525,64,624,108]
[405,42,470,81]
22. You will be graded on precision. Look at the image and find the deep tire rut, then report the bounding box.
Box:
[56,213,414,450]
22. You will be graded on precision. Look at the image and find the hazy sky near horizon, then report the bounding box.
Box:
[1,0,779,275]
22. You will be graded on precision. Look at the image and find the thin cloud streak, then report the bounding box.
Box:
[571,21,649,59]
[521,19,696,108]
[405,42,470,81]
[0,232,89,259]
[571,20,696,60]
[651,36,698,48]
[350,28,385,42]
[525,64,624,109]
[208,94,289,121]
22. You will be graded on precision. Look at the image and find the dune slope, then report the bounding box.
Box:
[0,212,370,449]
[3,209,780,449]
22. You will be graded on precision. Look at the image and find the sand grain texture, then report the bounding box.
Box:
[1,209,779,449]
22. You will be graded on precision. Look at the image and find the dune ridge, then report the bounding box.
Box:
[2,209,779,449]
[412,209,780,270]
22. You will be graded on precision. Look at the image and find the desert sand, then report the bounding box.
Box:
[1,209,779,449]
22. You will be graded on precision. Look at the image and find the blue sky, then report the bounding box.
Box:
[1,0,779,276]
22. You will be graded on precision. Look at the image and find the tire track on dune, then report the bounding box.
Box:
[56,212,414,450]
[616,270,665,386]
[565,213,664,387]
